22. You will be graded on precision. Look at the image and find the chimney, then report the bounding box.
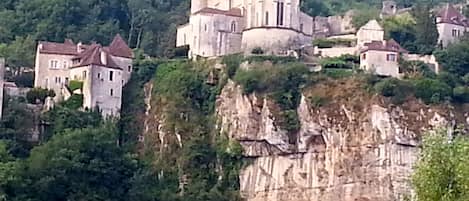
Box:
[77,42,83,53]
[100,50,107,65]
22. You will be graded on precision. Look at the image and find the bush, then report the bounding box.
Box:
[61,94,84,109]
[68,80,83,92]
[453,86,469,103]
[312,38,355,48]
[320,54,359,69]
[309,96,328,107]
[26,88,55,104]
[374,78,413,104]
[412,78,452,104]
[322,68,354,79]
[251,47,264,55]
[13,72,34,88]
[222,54,243,78]
[245,55,296,64]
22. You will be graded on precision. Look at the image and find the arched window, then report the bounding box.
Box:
[231,21,236,32]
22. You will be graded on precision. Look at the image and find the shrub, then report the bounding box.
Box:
[374,78,413,104]
[68,80,83,92]
[322,68,354,79]
[309,96,328,107]
[251,47,264,55]
[245,55,296,64]
[412,78,452,104]
[26,88,55,104]
[320,54,359,69]
[13,72,34,87]
[222,54,243,78]
[453,86,469,103]
[61,94,84,109]
[312,38,355,48]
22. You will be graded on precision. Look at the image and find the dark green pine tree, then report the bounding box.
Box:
[412,2,439,54]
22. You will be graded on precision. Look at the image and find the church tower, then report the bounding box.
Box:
[191,0,207,13]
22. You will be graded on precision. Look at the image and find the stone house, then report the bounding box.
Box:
[360,39,408,78]
[34,35,133,117]
[357,20,385,48]
[177,0,315,58]
[436,4,469,47]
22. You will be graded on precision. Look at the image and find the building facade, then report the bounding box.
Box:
[436,4,469,47]
[34,35,133,117]
[177,0,315,58]
[360,39,408,78]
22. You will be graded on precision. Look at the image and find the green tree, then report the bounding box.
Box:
[412,3,438,54]
[435,37,469,77]
[413,129,469,201]
[23,125,138,201]
[0,141,19,201]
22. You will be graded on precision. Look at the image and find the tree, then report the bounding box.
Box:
[413,129,469,201]
[412,2,438,54]
[23,125,138,201]
[0,141,19,201]
[381,13,417,52]
[434,36,469,77]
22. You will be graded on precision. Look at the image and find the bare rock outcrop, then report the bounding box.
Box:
[216,80,468,201]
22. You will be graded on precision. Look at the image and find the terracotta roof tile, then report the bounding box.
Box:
[362,39,408,53]
[437,4,468,27]
[194,7,243,17]
[71,45,121,70]
[108,34,133,58]
[39,41,79,55]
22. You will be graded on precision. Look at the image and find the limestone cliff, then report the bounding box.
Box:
[216,79,469,201]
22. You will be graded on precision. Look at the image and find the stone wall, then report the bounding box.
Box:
[241,28,311,55]
[360,50,400,77]
[437,22,466,47]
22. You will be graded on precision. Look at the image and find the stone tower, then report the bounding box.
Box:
[381,0,398,17]
[191,0,207,13]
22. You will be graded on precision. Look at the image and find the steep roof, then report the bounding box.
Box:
[38,34,133,59]
[38,41,79,55]
[437,4,468,27]
[193,7,243,17]
[71,45,121,70]
[359,19,383,31]
[108,34,133,58]
[361,39,408,53]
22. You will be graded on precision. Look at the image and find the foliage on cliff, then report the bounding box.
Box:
[413,129,469,201]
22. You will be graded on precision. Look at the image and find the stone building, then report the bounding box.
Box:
[34,35,133,117]
[436,4,469,47]
[357,20,385,48]
[177,0,315,58]
[360,39,408,78]
[0,58,4,119]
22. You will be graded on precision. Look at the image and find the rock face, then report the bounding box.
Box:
[216,80,467,201]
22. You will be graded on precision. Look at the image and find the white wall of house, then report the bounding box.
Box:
[110,55,132,85]
[314,47,357,57]
[34,49,75,100]
[357,21,384,48]
[437,22,466,47]
[360,50,400,77]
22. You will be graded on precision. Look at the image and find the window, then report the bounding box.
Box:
[49,60,59,69]
[362,53,366,60]
[231,21,236,32]
[128,66,132,72]
[65,77,69,84]
[110,89,114,96]
[452,29,458,37]
[265,12,269,25]
[82,71,87,79]
[109,71,114,81]
[300,23,304,32]
[98,73,101,79]
[204,24,208,32]
[63,61,68,68]
[386,54,397,62]
[276,2,284,26]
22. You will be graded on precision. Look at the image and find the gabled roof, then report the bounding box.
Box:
[361,39,408,53]
[71,45,121,70]
[38,41,79,55]
[108,34,133,58]
[437,4,468,27]
[193,7,243,17]
[359,19,383,31]
[38,34,133,59]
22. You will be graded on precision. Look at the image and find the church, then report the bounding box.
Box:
[176,0,315,58]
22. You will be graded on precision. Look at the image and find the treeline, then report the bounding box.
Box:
[0,0,189,69]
